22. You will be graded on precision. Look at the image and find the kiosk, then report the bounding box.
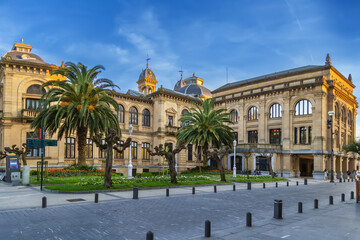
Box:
[6,156,20,185]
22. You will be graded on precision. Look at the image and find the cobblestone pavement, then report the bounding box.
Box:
[0,180,359,239]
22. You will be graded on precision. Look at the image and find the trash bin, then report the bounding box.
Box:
[274,200,282,219]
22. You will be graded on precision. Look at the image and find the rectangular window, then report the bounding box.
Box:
[300,127,306,144]
[142,142,150,160]
[85,138,93,158]
[114,140,124,159]
[269,129,281,144]
[294,127,298,144]
[187,144,193,161]
[256,157,269,171]
[168,116,173,126]
[65,137,75,158]
[25,98,42,110]
[26,132,42,157]
[248,130,258,144]
[99,139,107,159]
[131,141,137,159]
[308,127,312,144]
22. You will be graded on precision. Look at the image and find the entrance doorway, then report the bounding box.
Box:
[230,156,243,172]
[299,158,313,177]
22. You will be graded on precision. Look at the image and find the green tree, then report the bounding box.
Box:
[343,141,360,154]
[177,99,234,169]
[31,62,119,165]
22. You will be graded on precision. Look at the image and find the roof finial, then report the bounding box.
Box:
[146,54,151,68]
[21,38,23,44]
[348,74,352,82]
[325,53,331,66]
[179,67,183,80]
[193,72,196,77]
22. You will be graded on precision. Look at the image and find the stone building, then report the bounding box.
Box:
[0,40,358,179]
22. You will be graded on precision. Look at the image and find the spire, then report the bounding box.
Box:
[146,54,151,68]
[179,67,183,80]
[325,53,331,66]
[348,74,352,82]
[193,72,196,77]
[21,38,24,44]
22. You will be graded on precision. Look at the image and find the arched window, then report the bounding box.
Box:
[248,106,258,121]
[27,84,46,94]
[295,100,312,116]
[229,109,238,123]
[142,109,150,126]
[118,104,125,123]
[181,109,190,127]
[335,104,339,119]
[341,108,345,122]
[348,112,352,125]
[269,103,282,118]
[129,106,138,125]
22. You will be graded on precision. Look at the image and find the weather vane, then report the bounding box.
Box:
[179,67,183,79]
[146,54,151,67]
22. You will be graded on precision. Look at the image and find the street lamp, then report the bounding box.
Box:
[233,139,237,178]
[128,124,133,179]
[327,110,335,183]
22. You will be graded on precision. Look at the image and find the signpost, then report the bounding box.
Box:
[26,128,57,191]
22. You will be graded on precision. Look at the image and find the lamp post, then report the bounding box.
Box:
[128,124,133,179]
[233,139,237,178]
[327,110,335,183]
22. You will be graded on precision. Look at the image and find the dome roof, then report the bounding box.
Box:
[176,83,212,98]
[139,64,156,81]
[2,51,46,64]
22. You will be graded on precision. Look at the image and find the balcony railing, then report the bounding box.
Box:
[22,109,41,119]
[165,125,180,134]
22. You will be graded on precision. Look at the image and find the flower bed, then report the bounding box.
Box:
[47,168,105,177]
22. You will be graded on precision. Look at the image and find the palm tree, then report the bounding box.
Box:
[177,99,234,168]
[31,62,119,165]
[344,141,360,154]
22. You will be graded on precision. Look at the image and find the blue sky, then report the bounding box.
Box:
[1,0,360,136]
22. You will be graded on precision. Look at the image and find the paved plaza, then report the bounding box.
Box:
[0,179,359,239]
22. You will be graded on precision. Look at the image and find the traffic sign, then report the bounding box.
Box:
[26,139,58,148]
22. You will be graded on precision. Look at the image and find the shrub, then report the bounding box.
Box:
[63,164,97,171]
[30,170,38,176]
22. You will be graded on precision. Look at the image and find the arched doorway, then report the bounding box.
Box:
[228,153,244,172]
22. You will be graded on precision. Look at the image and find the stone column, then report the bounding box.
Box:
[342,156,348,179]
[313,154,325,180]
[335,156,341,179]
[281,154,292,178]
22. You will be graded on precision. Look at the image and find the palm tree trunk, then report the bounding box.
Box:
[104,142,113,188]
[77,126,87,165]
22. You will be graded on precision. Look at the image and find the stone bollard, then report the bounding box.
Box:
[287,182,289,187]
[273,200,282,219]
[95,193,99,203]
[192,186,195,195]
[42,196,47,208]
[351,191,354,200]
[205,220,211,238]
[233,184,236,191]
[341,193,345,202]
[214,185,217,193]
[247,181,251,190]
[304,179,308,185]
[246,212,252,227]
[276,182,278,188]
[314,199,318,209]
[296,181,299,186]
[133,185,138,200]
[146,231,154,240]
[298,202,302,213]
[329,196,333,205]
[166,188,169,197]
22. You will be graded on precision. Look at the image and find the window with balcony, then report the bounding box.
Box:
[27,84,46,95]
[248,130,258,143]
[269,129,281,144]
[26,98,43,110]
[168,116,173,126]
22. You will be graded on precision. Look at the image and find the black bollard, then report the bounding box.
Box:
[351,191,354,199]
[205,220,211,238]
[133,185,138,200]
[246,212,252,227]
[314,199,318,209]
[304,179,308,185]
[95,193,99,203]
[146,231,154,240]
[166,188,169,197]
[352,179,354,182]
[276,182,278,188]
[233,184,236,191]
[287,181,289,187]
[296,181,299,186]
[273,200,282,219]
[214,185,217,193]
[263,183,266,189]
[247,181,251,190]
[341,193,345,202]
[42,196,47,208]
[348,179,350,182]
[329,196,333,205]
[339,178,342,183]
[298,202,302,213]
[192,186,195,195]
